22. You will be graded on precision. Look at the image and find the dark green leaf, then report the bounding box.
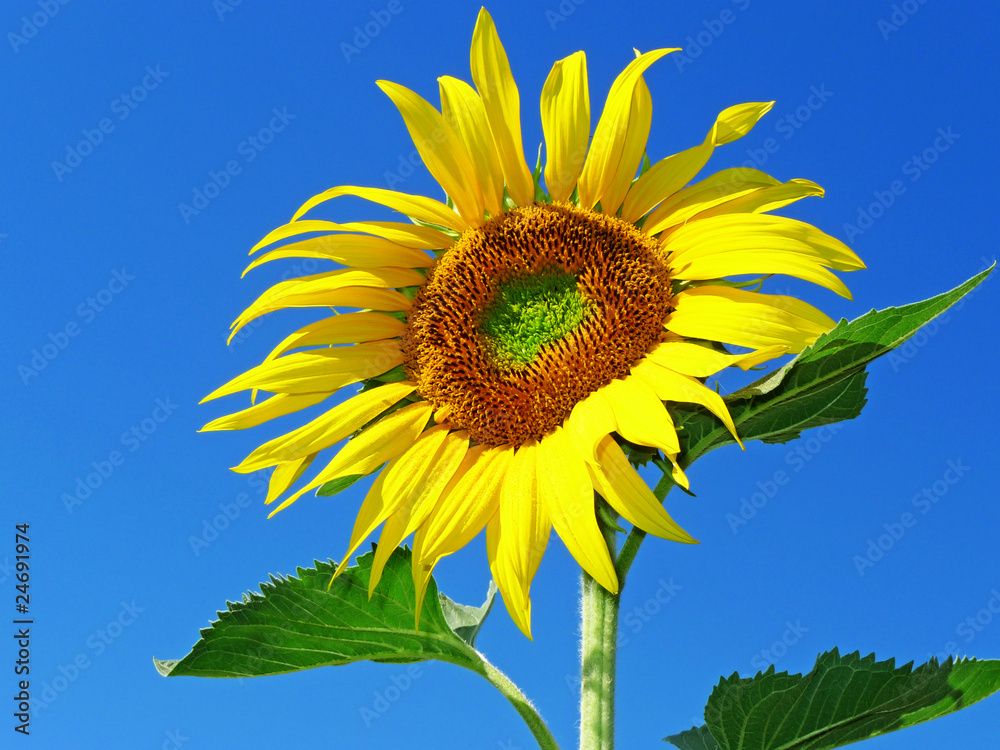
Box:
[664,726,719,750]
[439,582,497,648]
[665,725,722,749]
[669,649,1000,750]
[154,547,487,678]
[673,266,993,466]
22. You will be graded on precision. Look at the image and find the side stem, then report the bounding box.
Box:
[478,655,562,750]
[579,518,620,750]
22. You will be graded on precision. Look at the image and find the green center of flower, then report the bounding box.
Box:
[481,268,591,367]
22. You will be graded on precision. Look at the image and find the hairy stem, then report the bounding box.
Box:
[579,518,620,750]
[478,654,562,750]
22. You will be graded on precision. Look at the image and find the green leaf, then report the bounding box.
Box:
[666,649,1000,750]
[154,547,488,678]
[439,582,497,648]
[674,266,993,466]
[665,725,721,750]
[315,470,373,498]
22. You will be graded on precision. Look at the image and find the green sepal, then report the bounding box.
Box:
[407,214,461,242]
[596,501,627,534]
[639,151,652,176]
[533,142,550,203]
[316,468,380,498]
[439,582,497,648]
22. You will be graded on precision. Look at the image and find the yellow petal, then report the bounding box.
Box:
[414,444,512,565]
[470,8,534,206]
[229,267,420,338]
[623,102,774,224]
[588,436,696,543]
[635,168,781,232]
[380,425,452,509]
[601,378,680,454]
[666,214,864,280]
[672,250,852,298]
[487,511,534,638]
[499,440,551,603]
[411,558,436,631]
[541,51,589,203]
[564,391,618,465]
[368,429,469,596]
[645,337,788,377]
[368,512,408,598]
[692,178,824,220]
[599,75,653,216]
[264,454,316,505]
[537,428,618,593]
[273,400,433,517]
[439,75,506,216]
[632,359,741,445]
[663,452,691,491]
[289,186,469,233]
[577,48,678,210]
[203,342,403,403]
[332,463,394,578]
[200,392,329,432]
[261,312,406,364]
[667,286,835,353]
[243,234,432,275]
[251,219,451,253]
[232,381,416,473]
[377,80,485,225]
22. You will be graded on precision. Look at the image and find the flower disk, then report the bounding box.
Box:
[403,203,674,447]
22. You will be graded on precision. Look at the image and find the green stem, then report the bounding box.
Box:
[580,518,620,750]
[478,654,562,750]
[616,459,677,584]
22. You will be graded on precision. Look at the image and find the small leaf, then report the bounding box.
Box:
[154,547,486,678]
[673,266,993,466]
[665,725,721,750]
[439,581,497,648]
[669,649,1000,750]
[315,471,373,498]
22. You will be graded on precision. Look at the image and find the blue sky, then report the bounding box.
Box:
[3,1,998,747]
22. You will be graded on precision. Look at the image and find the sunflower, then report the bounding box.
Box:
[201,8,863,637]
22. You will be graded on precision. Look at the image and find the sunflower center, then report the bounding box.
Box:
[402,203,674,447]
[481,268,591,368]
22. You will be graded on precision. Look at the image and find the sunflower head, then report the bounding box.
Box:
[202,7,863,638]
